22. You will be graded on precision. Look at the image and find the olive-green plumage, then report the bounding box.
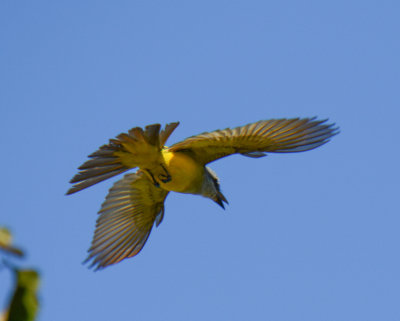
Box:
[68,117,338,269]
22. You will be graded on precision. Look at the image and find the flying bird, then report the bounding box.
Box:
[67,118,338,269]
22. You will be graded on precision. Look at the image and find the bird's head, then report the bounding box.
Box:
[201,167,229,209]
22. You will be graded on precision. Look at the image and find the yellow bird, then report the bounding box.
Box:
[67,118,338,269]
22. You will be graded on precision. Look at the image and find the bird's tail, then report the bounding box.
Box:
[67,122,179,195]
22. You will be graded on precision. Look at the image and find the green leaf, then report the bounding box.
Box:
[0,227,24,257]
[6,269,40,321]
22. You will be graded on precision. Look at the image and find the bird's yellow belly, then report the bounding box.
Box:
[156,150,204,194]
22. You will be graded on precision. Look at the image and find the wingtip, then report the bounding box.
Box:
[65,188,74,196]
[82,253,105,271]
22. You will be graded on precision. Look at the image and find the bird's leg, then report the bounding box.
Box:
[158,163,172,183]
[144,169,160,187]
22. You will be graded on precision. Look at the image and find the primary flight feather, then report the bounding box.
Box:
[67,117,338,269]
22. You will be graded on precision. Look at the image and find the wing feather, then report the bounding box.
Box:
[84,171,169,270]
[169,118,338,164]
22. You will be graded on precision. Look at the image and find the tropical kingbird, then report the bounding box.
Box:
[67,117,338,269]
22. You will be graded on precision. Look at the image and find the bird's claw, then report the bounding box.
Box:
[159,163,172,183]
[158,174,172,183]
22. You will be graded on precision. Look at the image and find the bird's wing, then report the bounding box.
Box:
[85,171,169,269]
[67,122,179,195]
[169,118,338,164]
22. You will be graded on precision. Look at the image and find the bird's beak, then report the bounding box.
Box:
[214,191,229,209]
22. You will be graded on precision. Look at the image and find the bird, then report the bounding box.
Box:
[67,117,338,269]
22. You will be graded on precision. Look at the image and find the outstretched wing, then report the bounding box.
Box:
[85,171,169,269]
[67,122,179,195]
[169,118,338,164]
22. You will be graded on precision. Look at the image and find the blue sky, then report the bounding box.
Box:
[1,0,399,320]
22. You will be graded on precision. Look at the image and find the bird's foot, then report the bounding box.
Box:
[158,174,172,183]
[145,169,160,187]
[159,163,172,183]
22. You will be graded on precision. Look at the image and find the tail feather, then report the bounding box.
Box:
[67,123,178,195]
[144,124,161,146]
[67,169,128,195]
[78,157,120,170]
[160,122,179,146]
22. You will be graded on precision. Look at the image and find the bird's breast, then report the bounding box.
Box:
[157,150,204,194]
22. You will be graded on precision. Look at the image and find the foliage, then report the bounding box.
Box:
[0,226,40,321]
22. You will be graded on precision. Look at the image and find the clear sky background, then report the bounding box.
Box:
[1,1,399,320]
